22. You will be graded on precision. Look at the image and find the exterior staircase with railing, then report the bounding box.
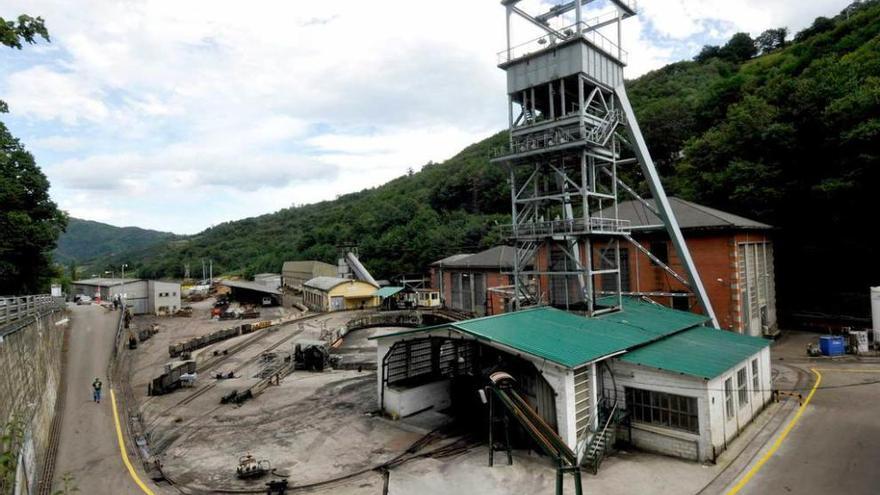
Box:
[581,397,627,475]
[586,108,621,146]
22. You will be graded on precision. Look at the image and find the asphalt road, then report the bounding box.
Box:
[738,360,880,495]
[52,304,141,494]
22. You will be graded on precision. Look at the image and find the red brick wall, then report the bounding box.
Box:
[596,232,773,332]
[429,231,772,330]
[430,267,511,315]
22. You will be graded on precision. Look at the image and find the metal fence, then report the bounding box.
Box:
[0,294,65,337]
[501,217,631,239]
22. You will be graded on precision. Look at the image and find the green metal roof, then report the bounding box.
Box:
[374,298,709,369]
[619,326,771,379]
[376,286,405,298]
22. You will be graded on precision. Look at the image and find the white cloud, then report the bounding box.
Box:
[639,0,854,40]
[29,135,83,152]
[0,0,856,233]
[3,66,108,124]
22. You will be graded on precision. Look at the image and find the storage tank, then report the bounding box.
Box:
[872,287,880,344]
[819,335,846,357]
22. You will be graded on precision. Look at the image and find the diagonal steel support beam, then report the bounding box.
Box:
[511,6,563,37]
[623,235,690,288]
[616,85,719,328]
[599,167,660,216]
[535,0,598,23]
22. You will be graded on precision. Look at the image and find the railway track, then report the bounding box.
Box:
[152,315,328,416]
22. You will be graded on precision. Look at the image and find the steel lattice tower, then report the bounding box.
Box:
[493,0,719,327]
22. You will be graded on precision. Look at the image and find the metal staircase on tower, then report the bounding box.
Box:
[492,0,719,327]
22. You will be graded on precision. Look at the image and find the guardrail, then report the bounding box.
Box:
[497,20,628,66]
[0,294,65,336]
[502,217,631,239]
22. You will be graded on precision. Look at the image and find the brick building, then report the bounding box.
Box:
[429,246,524,317]
[593,198,776,336]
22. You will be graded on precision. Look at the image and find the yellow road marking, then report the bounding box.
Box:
[725,368,822,495]
[110,389,156,495]
[811,368,880,373]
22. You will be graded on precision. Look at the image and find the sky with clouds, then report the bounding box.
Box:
[0,0,853,234]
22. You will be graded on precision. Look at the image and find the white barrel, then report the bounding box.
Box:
[872,287,880,343]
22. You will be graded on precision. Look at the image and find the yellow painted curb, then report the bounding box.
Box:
[725,368,822,495]
[110,389,156,495]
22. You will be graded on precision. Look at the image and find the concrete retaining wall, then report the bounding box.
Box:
[0,308,67,495]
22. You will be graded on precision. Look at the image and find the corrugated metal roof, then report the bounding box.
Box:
[282,260,336,274]
[376,286,405,298]
[375,298,708,369]
[304,276,378,292]
[431,246,521,269]
[597,197,771,231]
[220,279,281,295]
[72,278,141,287]
[303,276,349,291]
[430,253,474,266]
[619,326,770,379]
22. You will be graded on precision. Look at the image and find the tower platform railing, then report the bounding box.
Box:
[497,20,628,66]
[501,217,631,239]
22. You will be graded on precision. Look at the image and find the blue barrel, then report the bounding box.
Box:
[819,335,846,356]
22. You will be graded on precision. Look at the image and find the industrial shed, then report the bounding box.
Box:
[372,298,770,463]
[281,261,337,291]
[302,277,378,312]
[220,279,281,306]
[430,246,525,316]
[594,198,776,335]
[71,278,181,315]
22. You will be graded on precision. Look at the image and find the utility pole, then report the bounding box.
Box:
[121,263,128,309]
[209,259,213,283]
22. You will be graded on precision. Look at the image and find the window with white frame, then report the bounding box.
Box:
[737,367,749,406]
[724,378,734,419]
[751,359,759,393]
[625,387,699,433]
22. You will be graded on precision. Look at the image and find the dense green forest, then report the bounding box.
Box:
[54,218,176,266]
[76,1,880,319]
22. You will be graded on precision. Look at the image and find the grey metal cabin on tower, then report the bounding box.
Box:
[493,0,718,327]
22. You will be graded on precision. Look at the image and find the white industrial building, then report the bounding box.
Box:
[71,278,182,315]
[372,298,771,464]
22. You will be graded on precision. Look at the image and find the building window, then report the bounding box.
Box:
[650,241,668,265]
[671,293,690,311]
[625,387,699,434]
[751,359,759,393]
[737,367,749,406]
[600,247,630,292]
[724,378,734,419]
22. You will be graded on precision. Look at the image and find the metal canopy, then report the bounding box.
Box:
[374,297,708,369]
[619,326,770,379]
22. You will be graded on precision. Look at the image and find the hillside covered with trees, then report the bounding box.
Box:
[79,0,880,319]
[54,218,176,266]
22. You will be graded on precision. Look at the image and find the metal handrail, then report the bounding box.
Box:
[578,397,619,467]
[497,21,629,65]
[502,217,631,238]
[0,294,63,329]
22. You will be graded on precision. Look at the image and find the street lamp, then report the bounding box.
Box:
[121,264,129,310]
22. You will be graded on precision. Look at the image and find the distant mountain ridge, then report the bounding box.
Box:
[54,218,177,265]
[60,0,880,319]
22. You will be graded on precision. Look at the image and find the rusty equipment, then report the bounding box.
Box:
[148,360,197,396]
[236,454,270,479]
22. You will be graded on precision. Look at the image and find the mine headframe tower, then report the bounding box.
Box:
[492,0,718,327]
